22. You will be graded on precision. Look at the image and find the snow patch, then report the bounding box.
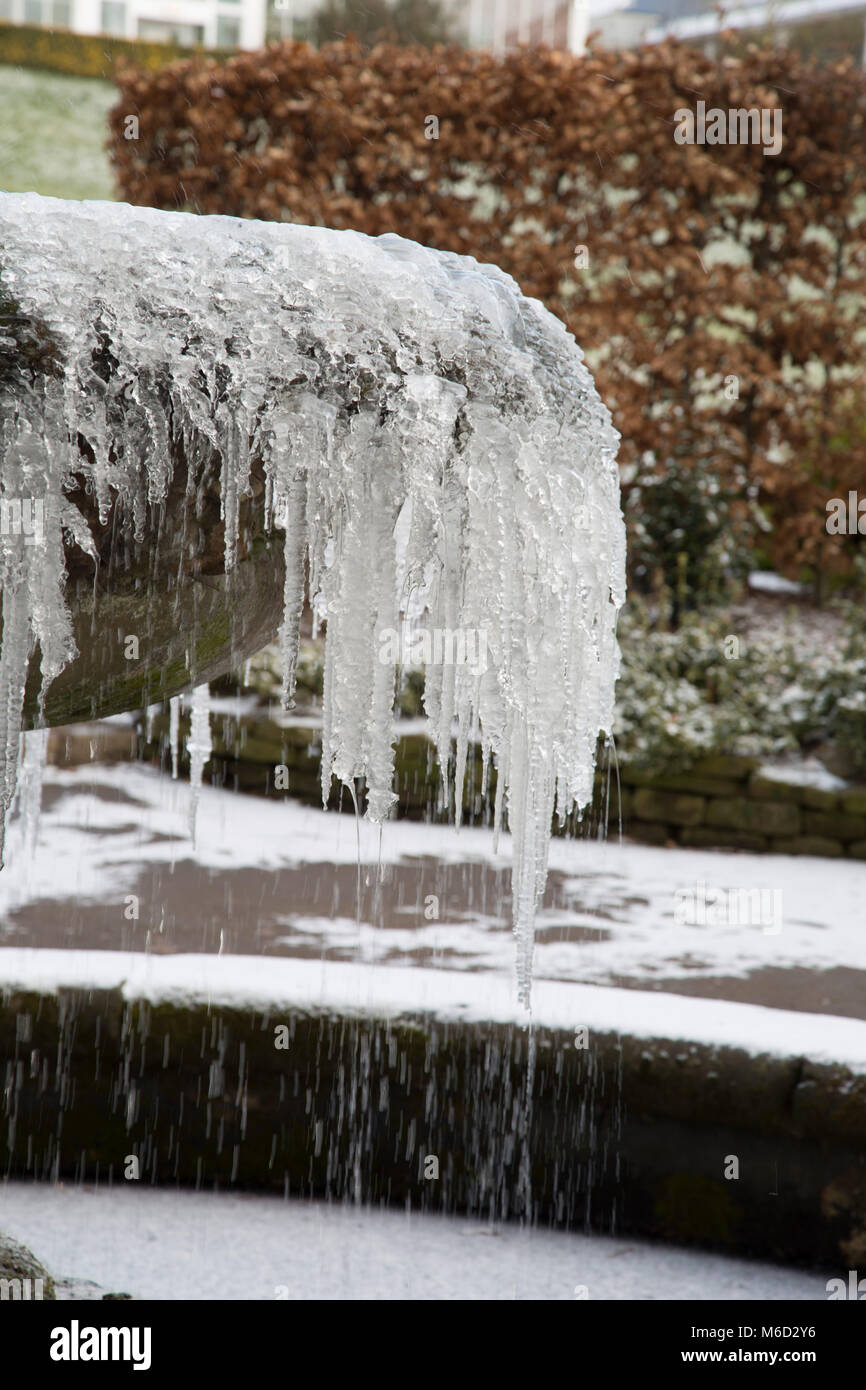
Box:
[748,571,806,596]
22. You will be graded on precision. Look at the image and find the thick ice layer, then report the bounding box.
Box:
[0,192,625,1005]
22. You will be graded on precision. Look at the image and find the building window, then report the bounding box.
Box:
[24,0,44,22]
[216,15,240,45]
[138,18,204,43]
[267,1,308,41]
[52,0,72,24]
[101,0,126,34]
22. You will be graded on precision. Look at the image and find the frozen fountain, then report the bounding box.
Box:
[3,196,863,1276]
[0,191,626,1006]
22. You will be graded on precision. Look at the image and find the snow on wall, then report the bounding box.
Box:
[1,947,864,1071]
[0,192,626,1005]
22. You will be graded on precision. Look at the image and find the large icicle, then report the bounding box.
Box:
[16,726,49,855]
[169,696,182,781]
[0,192,626,1006]
[0,411,75,866]
[186,684,212,847]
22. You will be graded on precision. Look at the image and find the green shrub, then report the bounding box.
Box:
[309,0,455,48]
[805,579,866,775]
[624,450,761,625]
[613,605,803,773]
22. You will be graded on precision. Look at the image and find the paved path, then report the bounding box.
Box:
[1,763,863,1023]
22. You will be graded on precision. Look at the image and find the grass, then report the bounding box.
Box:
[0,63,115,201]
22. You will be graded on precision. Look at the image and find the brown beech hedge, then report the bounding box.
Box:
[109,39,866,591]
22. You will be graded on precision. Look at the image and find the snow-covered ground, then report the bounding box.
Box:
[0,1182,827,1301]
[0,763,863,1024]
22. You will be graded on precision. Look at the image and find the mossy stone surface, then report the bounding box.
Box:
[705,798,800,836]
[3,983,864,1266]
[632,788,705,827]
[0,1233,55,1299]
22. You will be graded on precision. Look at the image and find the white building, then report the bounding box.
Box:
[0,0,656,52]
[0,0,267,47]
[644,0,866,56]
[269,0,659,53]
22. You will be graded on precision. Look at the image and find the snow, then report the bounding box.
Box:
[207,694,262,718]
[757,758,848,792]
[748,571,806,596]
[0,191,626,1007]
[1,940,864,1068]
[0,1182,827,1301]
[2,762,865,1011]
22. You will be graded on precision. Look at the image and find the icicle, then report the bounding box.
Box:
[145,702,160,744]
[186,683,211,847]
[0,191,626,1006]
[0,589,31,868]
[169,696,182,781]
[17,726,49,855]
[275,471,308,711]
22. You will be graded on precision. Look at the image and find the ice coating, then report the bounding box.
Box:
[0,192,625,1006]
[169,697,182,782]
[15,727,49,855]
[187,684,212,847]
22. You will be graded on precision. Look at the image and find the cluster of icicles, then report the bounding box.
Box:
[0,193,625,1006]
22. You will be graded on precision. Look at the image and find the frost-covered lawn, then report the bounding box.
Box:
[0,1182,826,1300]
[0,65,115,200]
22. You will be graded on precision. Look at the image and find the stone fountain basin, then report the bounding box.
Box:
[1,947,864,1269]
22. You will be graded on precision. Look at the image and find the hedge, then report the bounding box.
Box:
[109,38,866,592]
[0,20,225,80]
